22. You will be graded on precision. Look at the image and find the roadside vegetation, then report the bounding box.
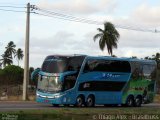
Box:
[0,107,160,120]
[0,41,36,100]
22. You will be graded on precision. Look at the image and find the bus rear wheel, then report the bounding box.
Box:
[86,95,95,107]
[134,96,142,107]
[126,96,134,107]
[75,95,84,107]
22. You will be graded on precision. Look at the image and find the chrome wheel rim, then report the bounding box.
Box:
[87,98,93,106]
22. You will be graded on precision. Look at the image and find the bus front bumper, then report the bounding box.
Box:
[36,93,65,104]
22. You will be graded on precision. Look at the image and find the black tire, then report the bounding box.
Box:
[126,96,134,107]
[52,104,59,107]
[86,95,95,107]
[134,96,142,107]
[75,95,84,107]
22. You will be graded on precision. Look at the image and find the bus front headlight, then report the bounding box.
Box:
[54,95,61,98]
[36,93,40,96]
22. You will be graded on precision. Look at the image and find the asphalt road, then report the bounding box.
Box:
[0,101,160,111]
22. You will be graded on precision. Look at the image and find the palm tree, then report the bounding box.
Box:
[93,22,120,56]
[152,53,160,61]
[5,41,16,59]
[144,56,149,60]
[112,55,117,57]
[14,48,24,66]
[132,56,137,59]
[155,53,160,62]
[0,51,13,67]
[0,62,2,69]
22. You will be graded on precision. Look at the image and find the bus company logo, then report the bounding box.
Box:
[94,73,121,79]
[83,83,90,88]
[101,73,121,79]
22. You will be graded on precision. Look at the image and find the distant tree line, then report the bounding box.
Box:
[0,41,23,68]
[0,41,36,87]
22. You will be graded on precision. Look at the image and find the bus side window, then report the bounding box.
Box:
[151,67,156,80]
[142,64,154,79]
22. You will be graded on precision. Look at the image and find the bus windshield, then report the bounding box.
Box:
[38,75,62,93]
[41,55,85,73]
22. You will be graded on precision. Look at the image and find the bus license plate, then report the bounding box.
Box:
[44,99,49,103]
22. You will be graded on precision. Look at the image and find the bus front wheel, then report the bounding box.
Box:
[75,95,84,107]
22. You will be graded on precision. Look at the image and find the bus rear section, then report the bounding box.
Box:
[71,57,156,107]
[122,60,157,107]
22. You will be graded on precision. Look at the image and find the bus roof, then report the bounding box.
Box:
[86,56,156,65]
[46,54,156,64]
[46,54,86,58]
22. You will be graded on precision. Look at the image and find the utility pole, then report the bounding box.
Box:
[23,3,30,101]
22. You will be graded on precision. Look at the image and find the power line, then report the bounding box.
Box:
[35,12,159,33]
[115,25,156,33]
[33,6,160,33]
[0,3,24,5]
[0,5,25,8]
[32,8,159,33]
[0,8,25,12]
[38,8,102,25]
[33,12,102,25]
[0,5,26,13]
[2,4,158,33]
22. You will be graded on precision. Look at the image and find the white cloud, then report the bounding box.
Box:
[110,3,160,29]
[17,27,160,68]
[37,0,117,15]
[3,0,160,69]
[131,4,160,27]
[118,29,160,48]
[17,30,101,68]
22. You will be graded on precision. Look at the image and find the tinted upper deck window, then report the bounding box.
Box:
[84,59,131,73]
[41,56,85,73]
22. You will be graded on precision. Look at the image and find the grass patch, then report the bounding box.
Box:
[0,107,160,120]
[154,94,160,103]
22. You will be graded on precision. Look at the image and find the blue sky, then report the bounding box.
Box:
[0,0,160,68]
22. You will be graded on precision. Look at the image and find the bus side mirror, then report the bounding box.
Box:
[31,68,40,81]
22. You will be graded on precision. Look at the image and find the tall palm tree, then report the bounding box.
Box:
[5,41,16,59]
[155,53,160,62]
[0,51,13,67]
[152,53,160,61]
[14,48,24,66]
[93,22,120,56]
[144,56,149,60]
